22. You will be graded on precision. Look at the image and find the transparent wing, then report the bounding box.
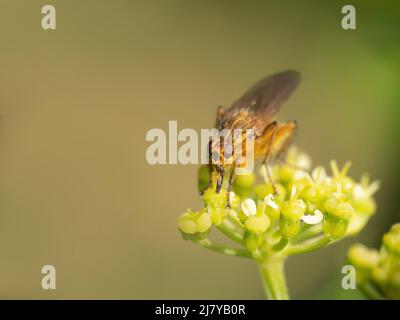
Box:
[224,70,300,124]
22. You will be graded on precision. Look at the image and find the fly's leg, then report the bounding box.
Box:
[261,121,279,194]
[215,165,225,193]
[226,164,236,208]
[200,106,226,195]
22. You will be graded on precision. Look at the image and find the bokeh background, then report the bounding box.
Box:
[0,0,399,299]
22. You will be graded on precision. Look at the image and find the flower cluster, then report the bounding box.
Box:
[177,146,379,299]
[347,223,400,299]
[179,146,378,256]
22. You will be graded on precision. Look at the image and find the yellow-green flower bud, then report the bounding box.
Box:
[278,165,296,184]
[195,211,212,233]
[340,176,355,193]
[274,184,286,203]
[383,223,400,257]
[279,218,301,238]
[335,202,355,219]
[245,214,271,235]
[350,181,379,216]
[255,183,286,204]
[203,187,227,207]
[281,199,306,220]
[178,210,213,234]
[323,216,347,239]
[383,270,400,300]
[178,212,197,234]
[254,183,274,201]
[276,147,311,185]
[300,185,317,203]
[233,172,255,198]
[371,267,388,288]
[347,243,380,283]
[203,187,228,225]
[265,205,280,223]
[290,176,312,196]
[324,197,338,213]
[323,199,354,239]
[279,191,306,238]
[352,198,376,216]
[372,264,400,300]
[243,231,264,252]
[209,207,225,225]
[264,194,280,222]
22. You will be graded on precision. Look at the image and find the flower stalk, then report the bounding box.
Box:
[192,238,252,258]
[259,256,289,300]
[285,235,332,255]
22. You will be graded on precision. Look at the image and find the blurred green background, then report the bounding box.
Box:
[0,0,398,299]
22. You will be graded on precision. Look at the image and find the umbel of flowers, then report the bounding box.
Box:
[178,146,379,300]
[347,224,400,300]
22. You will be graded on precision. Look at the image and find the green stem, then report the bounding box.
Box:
[359,282,385,300]
[292,224,322,244]
[227,211,246,231]
[272,237,289,251]
[193,238,252,258]
[285,235,332,255]
[259,256,289,300]
[217,219,244,245]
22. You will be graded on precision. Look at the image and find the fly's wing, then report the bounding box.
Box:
[222,70,300,132]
